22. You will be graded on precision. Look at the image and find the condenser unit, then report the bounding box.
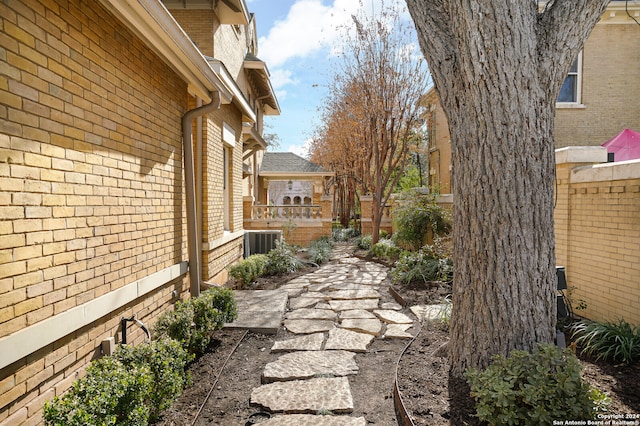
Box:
[244,230,282,257]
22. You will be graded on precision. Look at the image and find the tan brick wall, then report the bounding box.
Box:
[0,0,193,423]
[554,154,640,326]
[168,9,215,57]
[201,104,244,282]
[555,18,640,148]
[424,89,453,194]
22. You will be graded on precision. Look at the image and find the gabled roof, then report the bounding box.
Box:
[260,152,329,175]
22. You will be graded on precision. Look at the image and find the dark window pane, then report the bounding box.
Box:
[558,75,576,102]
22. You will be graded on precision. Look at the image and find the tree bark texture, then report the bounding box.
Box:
[406,0,609,376]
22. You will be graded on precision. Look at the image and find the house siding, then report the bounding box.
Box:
[0,0,193,423]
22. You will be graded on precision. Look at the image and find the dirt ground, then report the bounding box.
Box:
[154,257,640,426]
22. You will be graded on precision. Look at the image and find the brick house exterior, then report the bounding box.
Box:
[0,0,278,424]
[425,0,640,193]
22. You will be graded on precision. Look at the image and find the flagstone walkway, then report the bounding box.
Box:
[233,244,432,425]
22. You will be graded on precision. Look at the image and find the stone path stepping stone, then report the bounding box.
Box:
[327,289,380,300]
[315,301,332,310]
[381,301,403,311]
[300,291,328,299]
[328,299,379,312]
[374,309,414,324]
[225,290,288,334]
[272,333,325,352]
[410,304,450,322]
[287,308,336,320]
[251,377,354,413]
[329,283,377,291]
[324,328,374,352]
[340,318,382,336]
[259,414,367,426]
[290,297,323,310]
[263,350,358,382]
[308,282,334,292]
[285,319,335,334]
[383,324,413,339]
[339,309,376,319]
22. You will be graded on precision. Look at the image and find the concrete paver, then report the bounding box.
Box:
[263,350,358,382]
[250,377,354,413]
[271,332,325,352]
[259,414,366,426]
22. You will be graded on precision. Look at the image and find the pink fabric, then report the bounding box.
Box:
[601,128,640,161]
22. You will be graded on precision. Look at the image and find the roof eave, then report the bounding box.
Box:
[100,0,230,103]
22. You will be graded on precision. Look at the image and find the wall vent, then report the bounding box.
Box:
[244,230,282,257]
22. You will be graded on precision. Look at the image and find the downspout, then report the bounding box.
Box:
[182,92,221,297]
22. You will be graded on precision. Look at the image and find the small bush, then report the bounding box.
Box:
[392,247,453,284]
[153,287,237,354]
[332,227,359,241]
[44,356,152,426]
[570,318,640,365]
[228,254,267,288]
[308,237,334,265]
[465,344,598,425]
[392,189,451,251]
[265,240,303,275]
[371,238,403,261]
[112,339,193,422]
[356,234,372,250]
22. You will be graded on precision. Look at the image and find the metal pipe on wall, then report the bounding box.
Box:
[182,92,221,297]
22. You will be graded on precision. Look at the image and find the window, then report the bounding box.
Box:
[557,53,582,105]
[222,123,236,232]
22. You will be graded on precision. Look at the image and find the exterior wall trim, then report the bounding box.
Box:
[0,262,188,370]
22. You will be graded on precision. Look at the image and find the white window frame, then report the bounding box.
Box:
[556,52,585,109]
[222,123,235,232]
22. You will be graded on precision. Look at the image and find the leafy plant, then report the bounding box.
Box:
[332,227,359,242]
[308,237,334,265]
[570,318,640,365]
[370,238,403,261]
[392,189,451,251]
[465,344,598,425]
[228,254,267,288]
[356,234,372,250]
[265,240,303,275]
[153,287,237,354]
[43,356,152,426]
[112,339,192,422]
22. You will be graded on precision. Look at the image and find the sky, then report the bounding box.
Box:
[245,0,417,158]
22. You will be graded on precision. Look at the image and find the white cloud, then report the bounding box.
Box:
[287,138,313,158]
[269,68,296,90]
[258,0,368,68]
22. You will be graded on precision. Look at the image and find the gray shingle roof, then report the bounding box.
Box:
[260,152,326,173]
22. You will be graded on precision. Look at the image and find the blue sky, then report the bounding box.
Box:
[246,0,408,157]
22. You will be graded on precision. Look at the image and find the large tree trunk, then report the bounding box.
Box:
[406,0,609,376]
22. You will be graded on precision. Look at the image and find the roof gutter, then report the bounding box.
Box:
[183,92,222,297]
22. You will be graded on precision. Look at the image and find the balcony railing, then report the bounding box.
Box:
[251,204,322,220]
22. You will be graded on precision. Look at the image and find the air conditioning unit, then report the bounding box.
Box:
[244,230,282,257]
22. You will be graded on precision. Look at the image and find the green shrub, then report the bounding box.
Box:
[44,356,152,426]
[154,287,237,354]
[113,339,192,422]
[308,237,334,265]
[392,189,451,251]
[465,344,598,425]
[570,318,640,365]
[392,247,453,284]
[332,227,359,242]
[370,238,403,261]
[265,240,303,275]
[356,234,372,250]
[228,254,267,288]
